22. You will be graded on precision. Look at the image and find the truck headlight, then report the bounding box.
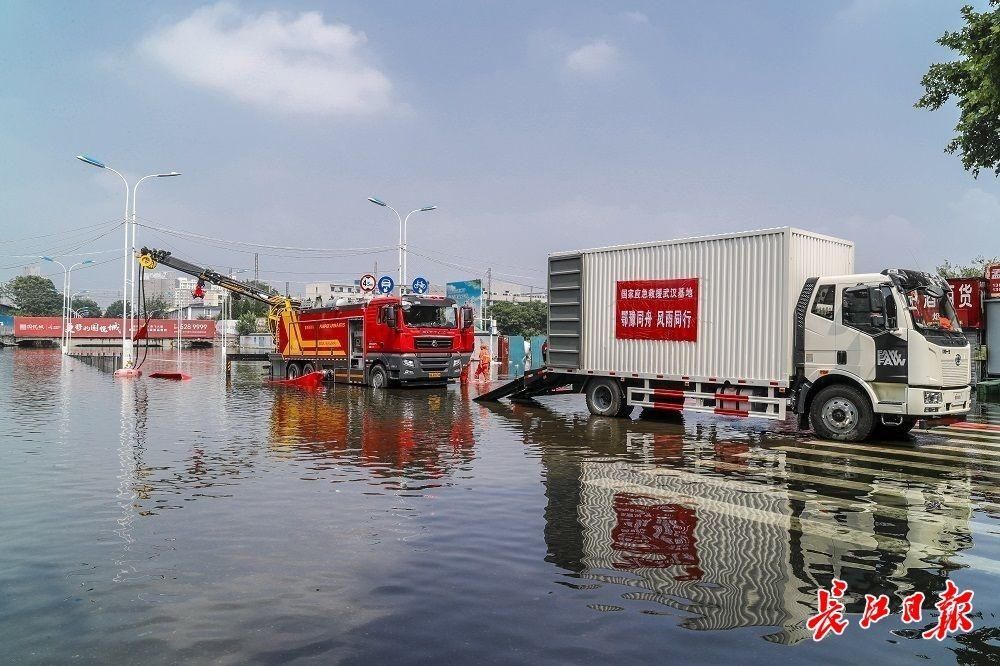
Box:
[452,358,461,367]
[924,391,943,404]
[402,359,415,368]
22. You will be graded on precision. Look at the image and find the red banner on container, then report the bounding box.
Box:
[987,263,1000,300]
[615,278,699,341]
[14,317,217,339]
[947,278,983,329]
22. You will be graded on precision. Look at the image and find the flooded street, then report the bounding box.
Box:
[2,348,999,664]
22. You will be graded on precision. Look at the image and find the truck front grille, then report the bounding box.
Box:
[418,355,451,371]
[415,337,452,350]
[941,354,971,387]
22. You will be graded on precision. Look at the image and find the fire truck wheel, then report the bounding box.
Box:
[586,378,626,417]
[302,362,316,375]
[369,364,389,389]
[286,362,302,380]
[810,384,874,442]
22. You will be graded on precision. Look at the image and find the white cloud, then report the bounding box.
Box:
[565,39,620,78]
[622,11,650,25]
[139,2,392,115]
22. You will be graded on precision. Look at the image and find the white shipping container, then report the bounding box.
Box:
[547,227,854,385]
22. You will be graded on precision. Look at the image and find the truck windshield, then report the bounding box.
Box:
[905,288,962,334]
[404,305,457,328]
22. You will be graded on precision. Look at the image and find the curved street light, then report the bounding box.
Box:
[77,155,180,370]
[367,198,436,295]
[42,256,93,354]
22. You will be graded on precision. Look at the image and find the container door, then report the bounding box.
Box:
[988,301,1000,376]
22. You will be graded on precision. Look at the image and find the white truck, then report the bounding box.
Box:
[478,227,972,441]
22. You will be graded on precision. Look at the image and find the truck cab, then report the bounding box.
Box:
[364,295,476,387]
[798,269,971,440]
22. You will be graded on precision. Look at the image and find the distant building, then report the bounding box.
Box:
[484,280,546,304]
[164,302,222,319]
[303,280,363,307]
[143,271,226,308]
[22,265,40,277]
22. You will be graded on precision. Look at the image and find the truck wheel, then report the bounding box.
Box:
[586,378,626,417]
[368,364,389,389]
[301,362,315,375]
[286,362,302,380]
[810,384,874,442]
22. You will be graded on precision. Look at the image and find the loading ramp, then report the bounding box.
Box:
[473,368,578,403]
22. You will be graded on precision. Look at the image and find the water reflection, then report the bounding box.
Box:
[485,399,994,646]
[268,385,476,483]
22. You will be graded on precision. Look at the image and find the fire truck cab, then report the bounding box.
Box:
[270,294,475,387]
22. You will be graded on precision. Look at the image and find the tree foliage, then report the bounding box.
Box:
[487,301,547,337]
[937,255,1000,278]
[916,2,1000,176]
[143,296,171,317]
[104,299,124,318]
[228,281,276,319]
[236,313,258,336]
[70,296,101,317]
[3,275,63,315]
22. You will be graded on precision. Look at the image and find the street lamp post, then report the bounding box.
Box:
[130,172,181,339]
[42,256,94,354]
[67,290,88,350]
[367,198,436,295]
[76,155,180,373]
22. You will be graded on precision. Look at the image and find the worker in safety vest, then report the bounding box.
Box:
[474,344,491,380]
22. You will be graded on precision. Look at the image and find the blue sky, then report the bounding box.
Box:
[1,1,995,305]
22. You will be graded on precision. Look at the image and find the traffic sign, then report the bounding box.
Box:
[359,274,376,292]
[411,277,429,294]
[377,275,395,295]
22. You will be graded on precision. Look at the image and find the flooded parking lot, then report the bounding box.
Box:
[2,348,999,664]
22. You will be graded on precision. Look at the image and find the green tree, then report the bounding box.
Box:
[3,275,63,315]
[236,312,258,336]
[937,255,1000,278]
[70,296,101,317]
[487,301,547,337]
[916,2,1000,176]
[226,281,276,320]
[104,299,124,318]
[142,296,171,317]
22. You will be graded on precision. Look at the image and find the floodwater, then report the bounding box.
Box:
[2,347,1000,665]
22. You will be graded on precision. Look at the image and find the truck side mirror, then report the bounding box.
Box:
[870,313,886,329]
[461,306,474,329]
[384,305,397,329]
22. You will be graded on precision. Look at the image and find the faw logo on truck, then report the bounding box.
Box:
[877,349,906,367]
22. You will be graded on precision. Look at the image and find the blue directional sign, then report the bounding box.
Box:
[377,275,395,295]
[411,277,429,294]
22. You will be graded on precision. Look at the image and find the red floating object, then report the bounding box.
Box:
[270,370,325,389]
[149,372,192,381]
[114,368,142,378]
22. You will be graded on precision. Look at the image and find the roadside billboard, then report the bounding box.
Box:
[447,280,484,326]
[13,317,217,339]
[987,263,1000,300]
[946,278,983,330]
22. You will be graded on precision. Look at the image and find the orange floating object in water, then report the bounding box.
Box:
[114,368,142,378]
[149,372,192,381]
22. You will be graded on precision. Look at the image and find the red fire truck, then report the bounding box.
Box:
[137,247,475,387]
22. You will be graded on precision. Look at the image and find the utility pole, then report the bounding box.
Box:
[254,253,259,282]
[486,267,492,310]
